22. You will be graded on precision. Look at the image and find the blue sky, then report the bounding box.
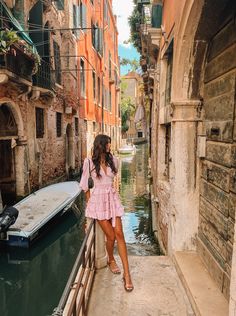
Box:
[119,46,140,75]
[113,0,140,76]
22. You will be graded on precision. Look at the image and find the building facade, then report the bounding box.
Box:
[0,0,121,205]
[136,0,236,312]
[75,0,121,156]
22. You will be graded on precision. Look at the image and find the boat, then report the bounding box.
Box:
[118,144,136,155]
[0,181,82,248]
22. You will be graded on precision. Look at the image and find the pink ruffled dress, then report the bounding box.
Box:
[79,156,124,227]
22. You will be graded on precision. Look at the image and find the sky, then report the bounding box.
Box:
[113,0,140,75]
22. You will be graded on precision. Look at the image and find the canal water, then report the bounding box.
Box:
[0,143,159,316]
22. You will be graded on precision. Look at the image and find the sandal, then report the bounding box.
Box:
[107,260,121,274]
[123,274,134,292]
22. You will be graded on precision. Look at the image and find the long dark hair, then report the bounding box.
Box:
[92,134,117,177]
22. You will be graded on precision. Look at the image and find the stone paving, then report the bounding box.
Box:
[88,256,194,316]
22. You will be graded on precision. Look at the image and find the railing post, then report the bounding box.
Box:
[94,221,107,269]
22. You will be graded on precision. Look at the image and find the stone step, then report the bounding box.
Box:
[174,251,229,316]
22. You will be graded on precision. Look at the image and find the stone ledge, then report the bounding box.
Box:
[173,251,228,316]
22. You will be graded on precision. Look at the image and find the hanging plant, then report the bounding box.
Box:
[0,29,18,54]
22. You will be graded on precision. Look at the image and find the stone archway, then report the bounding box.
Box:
[65,124,74,177]
[0,100,25,205]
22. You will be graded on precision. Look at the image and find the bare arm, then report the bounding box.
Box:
[85,190,90,203]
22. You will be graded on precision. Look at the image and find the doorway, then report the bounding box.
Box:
[0,104,18,206]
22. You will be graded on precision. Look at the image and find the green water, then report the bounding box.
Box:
[0,143,158,316]
[119,143,160,255]
[0,206,85,316]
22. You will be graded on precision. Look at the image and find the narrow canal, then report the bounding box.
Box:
[0,143,159,316]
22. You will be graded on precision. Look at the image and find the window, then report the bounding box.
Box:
[109,52,112,79]
[55,0,64,10]
[102,84,104,108]
[36,107,44,138]
[73,3,86,36]
[84,119,87,131]
[75,117,79,136]
[165,41,173,105]
[93,71,96,101]
[80,59,85,96]
[109,90,112,112]
[93,122,96,133]
[53,41,61,84]
[97,76,101,104]
[56,112,62,137]
[92,22,97,48]
[104,0,108,22]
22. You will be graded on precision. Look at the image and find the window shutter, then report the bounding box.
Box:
[73,5,76,30]
[82,4,87,32]
[98,28,103,56]
[95,26,99,51]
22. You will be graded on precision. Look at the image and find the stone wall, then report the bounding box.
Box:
[198,17,236,299]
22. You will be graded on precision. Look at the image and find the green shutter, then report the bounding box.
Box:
[151,5,162,28]
[98,28,103,56]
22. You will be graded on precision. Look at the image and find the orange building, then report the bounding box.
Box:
[75,0,121,157]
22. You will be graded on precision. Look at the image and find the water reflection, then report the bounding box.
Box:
[118,144,160,256]
[0,201,85,316]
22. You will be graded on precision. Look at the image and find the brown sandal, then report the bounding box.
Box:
[123,274,134,292]
[107,260,121,274]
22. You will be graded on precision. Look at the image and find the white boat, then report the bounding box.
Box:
[0,181,82,248]
[118,144,136,155]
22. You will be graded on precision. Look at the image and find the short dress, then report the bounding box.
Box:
[79,156,124,227]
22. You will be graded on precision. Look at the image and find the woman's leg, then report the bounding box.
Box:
[97,219,120,273]
[114,217,133,289]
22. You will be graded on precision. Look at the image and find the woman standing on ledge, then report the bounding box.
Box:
[79,134,133,292]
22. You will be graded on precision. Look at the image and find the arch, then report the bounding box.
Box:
[0,99,26,204]
[0,98,24,138]
[172,0,234,100]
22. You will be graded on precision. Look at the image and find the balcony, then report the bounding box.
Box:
[0,46,35,83]
[33,59,55,91]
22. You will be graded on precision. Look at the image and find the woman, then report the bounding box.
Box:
[79,134,133,292]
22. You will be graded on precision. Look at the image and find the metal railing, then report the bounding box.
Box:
[52,219,96,316]
[33,59,55,90]
[0,47,34,81]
